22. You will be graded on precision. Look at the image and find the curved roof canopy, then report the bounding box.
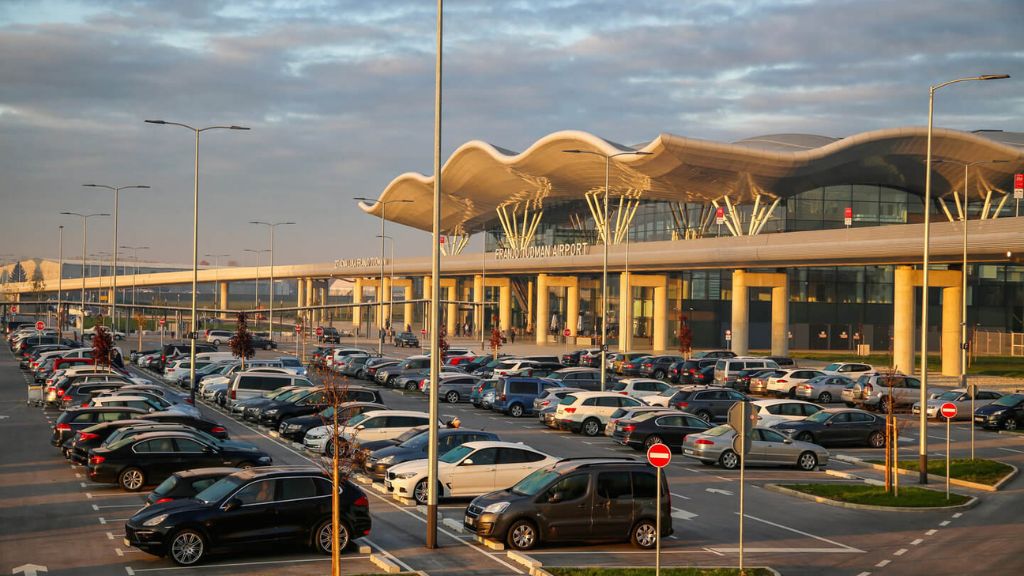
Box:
[361,127,1024,234]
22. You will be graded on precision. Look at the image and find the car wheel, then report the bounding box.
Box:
[582,418,601,437]
[264,344,272,350]
[818,392,832,404]
[445,391,460,404]
[876,396,892,413]
[868,431,885,448]
[631,519,658,549]
[314,518,350,554]
[645,435,664,449]
[718,449,740,470]
[356,370,366,379]
[796,431,814,443]
[788,387,797,399]
[213,339,221,346]
[168,529,206,566]
[798,451,818,471]
[405,381,418,391]
[325,440,335,458]
[695,410,714,423]
[509,403,524,418]
[118,467,145,491]
[1003,418,1018,431]
[653,370,665,379]
[414,479,432,505]
[506,519,538,550]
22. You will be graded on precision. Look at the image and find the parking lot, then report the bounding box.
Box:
[3,339,1024,576]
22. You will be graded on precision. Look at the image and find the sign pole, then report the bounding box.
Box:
[656,465,661,576]
[946,415,951,500]
[739,406,745,576]
[939,402,957,500]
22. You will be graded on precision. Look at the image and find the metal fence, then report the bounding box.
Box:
[972,329,1024,357]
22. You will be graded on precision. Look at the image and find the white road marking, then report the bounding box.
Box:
[703,547,724,556]
[115,548,123,557]
[926,529,938,535]
[671,507,698,520]
[94,504,142,509]
[876,559,891,567]
[737,513,864,552]
[711,547,864,554]
[952,513,962,518]
[362,537,416,573]
[997,447,1024,454]
[911,538,923,546]
[127,557,363,573]
[671,492,691,500]
[856,572,872,576]
[940,520,951,526]
[894,548,908,556]
[106,532,115,540]
[706,488,734,496]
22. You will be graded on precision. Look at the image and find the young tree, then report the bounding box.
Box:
[92,326,114,368]
[678,314,693,358]
[439,325,450,358]
[489,326,503,359]
[229,311,255,370]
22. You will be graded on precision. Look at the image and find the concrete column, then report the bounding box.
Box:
[422,277,431,330]
[403,285,414,330]
[893,266,915,375]
[499,283,511,332]
[446,285,457,337]
[526,280,534,334]
[319,281,328,324]
[473,275,484,335]
[619,272,632,352]
[942,282,963,376]
[352,278,363,329]
[296,278,305,308]
[771,283,790,357]
[566,281,580,338]
[218,281,229,319]
[304,278,314,328]
[536,274,549,345]
[652,278,668,351]
[731,270,749,355]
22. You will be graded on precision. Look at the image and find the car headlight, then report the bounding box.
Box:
[483,501,510,514]
[285,424,301,431]
[377,455,395,465]
[264,409,279,415]
[142,513,168,527]
[306,430,324,439]
[394,471,419,479]
[258,456,271,463]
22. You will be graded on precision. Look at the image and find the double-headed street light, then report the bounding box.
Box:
[83,184,150,334]
[146,119,250,403]
[249,222,294,338]
[918,73,1008,483]
[562,149,652,391]
[61,211,109,338]
[354,197,412,355]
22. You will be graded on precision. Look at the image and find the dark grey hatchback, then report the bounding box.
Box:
[464,457,671,550]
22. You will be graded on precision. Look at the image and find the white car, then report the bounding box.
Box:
[385,441,558,504]
[90,394,198,417]
[82,326,126,340]
[492,359,542,378]
[821,362,874,380]
[303,409,434,456]
[751,399,824,428]
[765,369,827,398]
[609,378,676,400]
[555,391,646,436]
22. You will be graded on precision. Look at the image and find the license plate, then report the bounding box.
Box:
[123,537,130,547]
[684,449,694,455]
[974,416,984,422]
[465,515,475,527]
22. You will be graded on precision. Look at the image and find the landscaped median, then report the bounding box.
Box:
[544,569,778,576]
[855,457,1018,491]
[767,483,975,511]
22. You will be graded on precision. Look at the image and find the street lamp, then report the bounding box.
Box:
[355,197,413,355]
[61,211,109,338]
[244,248,271,313]
[375,235,396,331]
[918,73,1008,483]
[933,158,1007,460]
[146,119,250,403]
[57,225,64,338]
[249,221,294,340]
[120,245,150,315]
[83,184,150,334]
[563,148,652,390]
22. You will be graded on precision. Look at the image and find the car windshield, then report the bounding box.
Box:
[609,381,628,391]
[805,411,834,423]
[544,372,566,381]
[346,413,370,427]
[395,427,426,444]
[511,468,560,496]
[936,391,963,401]
[991,394,1024,407]
[704,425,733,437]
[196,476,243,504]
[153,475,178,495]
[439,444,474,464]
[823,363,841,371]
[399,432,431,450]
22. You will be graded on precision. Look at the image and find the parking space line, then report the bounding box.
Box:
[926,529,937,535]
[362,537,416,573]
[737,513,863,552]
[997,447,1024,454]
[127,556,360,573]
[910,538,923,546]
[894,548,908,556]
[940,520,951,526]
[876,560,891,567]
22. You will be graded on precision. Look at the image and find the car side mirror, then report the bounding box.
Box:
[461,458,474,466]
[355,424,365,431]
[783,438,793,444]
[204,446,216,454]
[223,498,242,512]
[823,421,832,427]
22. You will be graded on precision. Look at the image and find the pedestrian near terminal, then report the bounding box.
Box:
[510,326,516,343]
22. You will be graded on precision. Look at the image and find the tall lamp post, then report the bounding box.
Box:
[376,235,396,330]
[57,226,64,338]
[146,119,250,403]
[244,248,271,314]
[61,212,109,338]
[933,158,1007,459]
[249,221,294,340]
[355,197,412,355]
[918,73,1008,483]
[562,149,651,390]
[83,184,150,333]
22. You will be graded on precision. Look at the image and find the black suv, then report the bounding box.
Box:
[318,327,342,343]
[394,331,420,348]
[465,457,671,550]
[125,466,370,565]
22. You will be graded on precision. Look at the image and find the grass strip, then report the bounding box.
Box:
[863,458,1013,485]
[781,483,969,507]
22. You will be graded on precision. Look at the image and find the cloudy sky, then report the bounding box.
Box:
[1,0,1021,266]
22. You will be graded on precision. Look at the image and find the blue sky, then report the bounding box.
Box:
[1,0,1021,266]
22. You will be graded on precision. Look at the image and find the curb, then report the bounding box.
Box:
[825,469,885,486]
[765,483,979,512]
[837,455,1017,492]
[997,430,1024,437]
[369,552,402,574]
[441,517,465,533]
[475,535,505,551]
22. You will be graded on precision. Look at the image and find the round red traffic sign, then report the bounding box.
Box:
[563,328,571,337]
[315,327,324,336]
[35,321,45,330]
[159,318,165,326]
[295,324,303,333]
[646,443,672,468]
[420,328,427,336]
[10,305,18,314]
[939,402,958,419]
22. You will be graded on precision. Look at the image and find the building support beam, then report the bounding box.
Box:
[892,266,963,376]
[404,285,414,330]
[499,283,511,332]
[619,272,632,352]
[771,283,789,357]
[731,270,749,355]
[535,274,549,345]
[218,281,229,320]
[353,278,363,329]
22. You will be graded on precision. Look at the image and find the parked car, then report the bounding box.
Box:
[227,372,313,407]
[541,367,607,392]
[637,355,685,380]
[772,408,885,447]
[821,362,874,379]
[205,330,233,346]
[842,372,921,412]
[609,378,675,400]
[714,357,780,388]
[318,326,342,343]
[386,441,558,504]
[610,352,652,375]
[764,369,828,398]
[751,399,824,428]
[691,350,736,359]
[145,467,239,506]
[465,457,671,550]
[64,419,153,463]
[561,349,597,366]
[394,331,420,348]
[604,406,670,436]
[277,401,387,442]
[794,374,854,404]
[914,388,1003,420]
[470,380,498,408]
[493,377,564,417]
[375,356,430,386]
[124,466,370,565]
[555,391,646,436]
[649,386,748,424]
[86,430,272,490]
[303,410,434,456]
[363,428,499,480]
[614,410,712,451]
[250,335,278,350]
[618,356,653,377]
[51,406,149,446]
[748,369,788,396]
[420,373,481,403]
[669,358,718,384]
[681,425,829,470]
[973,393,1024,430]
[765,356,796,368]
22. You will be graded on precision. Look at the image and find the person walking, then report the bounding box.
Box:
[510,326,517,344]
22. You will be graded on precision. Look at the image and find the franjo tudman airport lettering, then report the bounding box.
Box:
[495,242,591,260]
[334,257,387,268]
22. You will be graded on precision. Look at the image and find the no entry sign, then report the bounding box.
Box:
[646,443,672,468]
[159,318,165,326]
[939,402,958,419]
[315,326,324,337]
[563,328,571,337]
[295,324,303,333]
[35,321,45,330]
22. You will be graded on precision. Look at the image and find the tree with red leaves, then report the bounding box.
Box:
[439,325,449,359]
[230,311,255,370]
[92,326,114,368]
[678,314,693,358]
[489,327,503,359]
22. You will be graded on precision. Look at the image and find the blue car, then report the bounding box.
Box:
[492,377,564,417]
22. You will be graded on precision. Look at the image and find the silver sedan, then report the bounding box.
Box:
[681,425,829,471]
[914,388,1003,420]
[794,374,853,404]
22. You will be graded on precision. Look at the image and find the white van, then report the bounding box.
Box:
[227,372,313,407]
[713,357,780,388]
[195,352,236,363]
